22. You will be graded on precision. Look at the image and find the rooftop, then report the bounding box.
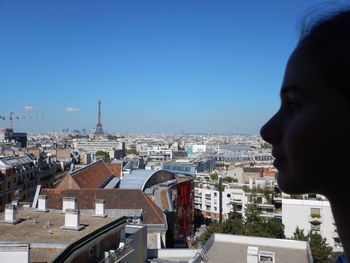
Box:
[119,169,175,190]
[57,159,114,189]
[107,162,122,177]
[0,153,36,169]
[204,233,311,263]
[0,208,116,262]
[41,188,166,225]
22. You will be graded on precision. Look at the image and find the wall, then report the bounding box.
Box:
[282,199,338,249]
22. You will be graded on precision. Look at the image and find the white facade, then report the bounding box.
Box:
[191,145,206,153]
[194,182,279,220]
[282,199,341,251]
[195,186,247,217]
[0,243,29,263]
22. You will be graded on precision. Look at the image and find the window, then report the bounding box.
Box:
[310,208,321,218]
[259,251,275,263]
[311,223,321,231]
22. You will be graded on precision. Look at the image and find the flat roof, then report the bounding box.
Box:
[206,241,309,263]
[0,208,116,262]
[204,234,310,263]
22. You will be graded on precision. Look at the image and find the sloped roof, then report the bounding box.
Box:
[0,154,35,169]
[57,160,114,189]
[107,162,122,177]
[41,188,165,225]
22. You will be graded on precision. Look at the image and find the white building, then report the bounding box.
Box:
[282,199,341,251]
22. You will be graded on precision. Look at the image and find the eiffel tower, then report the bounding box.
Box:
[95,100,104,135]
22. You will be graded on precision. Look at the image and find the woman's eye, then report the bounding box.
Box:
[283,99,301,113]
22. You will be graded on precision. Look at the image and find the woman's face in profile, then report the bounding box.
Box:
[260,48,349,195]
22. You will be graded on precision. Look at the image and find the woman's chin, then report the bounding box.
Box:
[276,171,309,195]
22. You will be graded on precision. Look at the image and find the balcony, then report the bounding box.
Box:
[230,199,242,204]
[205,200,211,205]
[274,197,282,203]
[308,215,322,224]
[194,199,202,204]
[274,210,282,219]
[332,230,339,239]
[260,211,274,218]
[100,239,134,263]
[205,194,211,199]
[195,205,202,209]
[194,191,201,197]
[257,202,274,208]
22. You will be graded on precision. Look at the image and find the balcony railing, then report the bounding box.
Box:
[205,200,211,205]
[230,199,242,204]
[309,215,322,224]
[194,199,202,204]
[332,231,339,239]
[99,239,134,263]
[205,194,211,199]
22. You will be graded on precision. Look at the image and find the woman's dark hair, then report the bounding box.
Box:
[297,7,350,97]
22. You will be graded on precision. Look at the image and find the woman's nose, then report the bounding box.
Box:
[260,112,283,145]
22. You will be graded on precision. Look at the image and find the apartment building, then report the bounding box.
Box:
[282,199,341,252]
[194,183,280,222]
[0,153,61,211]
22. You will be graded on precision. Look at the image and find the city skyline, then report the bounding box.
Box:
[1,0,347,134]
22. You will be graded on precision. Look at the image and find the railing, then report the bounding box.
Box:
[308,215,322,224]
[99,239,134,263]
[331,230,339,239]
[205,200,211,205]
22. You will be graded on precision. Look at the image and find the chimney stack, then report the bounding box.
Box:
[94,199,107,217]
[36,195,49,212]
[62,197,76,212]
[2,204,20,224]
[60,209,84,231]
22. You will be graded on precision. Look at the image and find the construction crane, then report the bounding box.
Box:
[0,112,45,129]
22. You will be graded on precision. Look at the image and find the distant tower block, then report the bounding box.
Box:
[94,100,104,135]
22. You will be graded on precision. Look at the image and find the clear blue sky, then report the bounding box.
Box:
[0,0,347,134]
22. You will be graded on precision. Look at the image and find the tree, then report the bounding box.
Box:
[210,172,218,181]
[308,232,333,263]
[223,177,238,183]
[95,151,110,163]
[196,221,222,245]
[222,208,244,235]
[291,227,308,241]
[244,192,265,237]
[126,149,138,155]
[261,218,285,239]
[292,228,333,263]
